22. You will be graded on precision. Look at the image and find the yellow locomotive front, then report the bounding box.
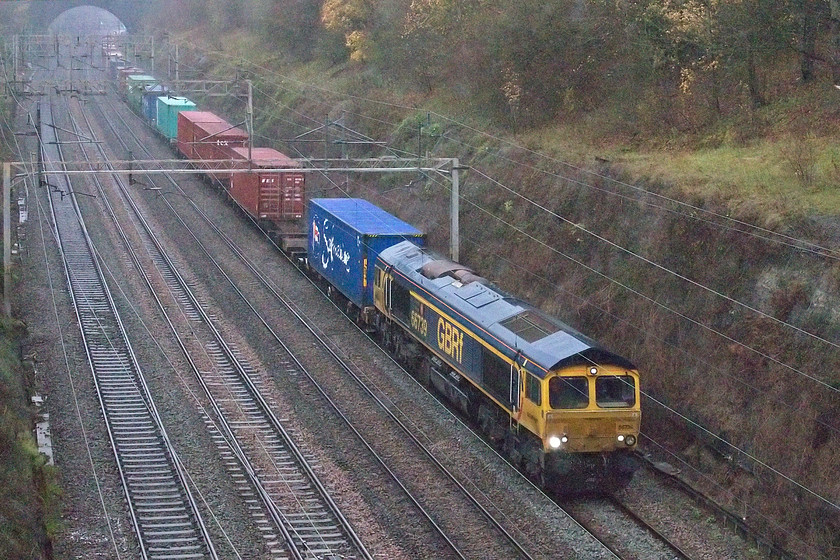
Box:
[543,365,640,452]
[521,362,641,491]
[373,241,641,493]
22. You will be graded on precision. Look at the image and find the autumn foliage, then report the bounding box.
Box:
[151,0,839,134]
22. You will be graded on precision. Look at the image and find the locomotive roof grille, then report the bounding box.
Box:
[500,311,557,343]
[378,240,636,373]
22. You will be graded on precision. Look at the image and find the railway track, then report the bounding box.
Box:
[41,96,217,559]
[85,78,698,559]
[562,495,693,560]
[63,94,371,560]
[12,30,784,560]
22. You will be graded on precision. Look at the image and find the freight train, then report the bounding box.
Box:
[309,199,641,492]
[106,46,641,494]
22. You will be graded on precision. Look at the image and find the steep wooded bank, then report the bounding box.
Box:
[149,5,840,556]
[0,316,57,559]
[141,0,840,138]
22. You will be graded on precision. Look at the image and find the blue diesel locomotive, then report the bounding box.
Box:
[371,240,641,492]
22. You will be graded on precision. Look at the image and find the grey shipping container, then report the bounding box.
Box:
[308,198,426,309]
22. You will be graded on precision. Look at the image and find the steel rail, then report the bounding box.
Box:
[43,94,216,559]
[69,97,304,560]
[607,497,693,560]
[636,452,796,560]
[62,93,228,560]
[96,95,537,559]
[97,98,495,558]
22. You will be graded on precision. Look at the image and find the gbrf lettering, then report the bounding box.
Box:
[437,318,463,364]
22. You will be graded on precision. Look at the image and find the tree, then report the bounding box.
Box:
[798,0,818,82]
[321,0,376,61]
[261,0,325,60]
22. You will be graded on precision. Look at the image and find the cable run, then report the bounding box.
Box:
[469,166,840,352]
[457,192,840,393]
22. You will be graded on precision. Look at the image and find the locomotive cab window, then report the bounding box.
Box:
[549,376,589,409]
[595,376,636,408]
[526,373,541,405]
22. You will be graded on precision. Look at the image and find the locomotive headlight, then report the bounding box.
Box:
[617,435,625,442]
[625,435,637,446]
[589,366,598,376]
[548,436,563,449]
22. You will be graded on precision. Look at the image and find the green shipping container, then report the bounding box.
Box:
[126,74,157,112]
[156,96,197,139]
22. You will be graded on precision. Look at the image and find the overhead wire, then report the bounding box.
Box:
[206,33,840,435]
[183,35,840,263]
[439,130,840,260]
[158,36,840,409]
[411,159,840,514]
[468,165,840,363]
[454,170,839,393]
[188,35,840,295]
[460,232,840,437]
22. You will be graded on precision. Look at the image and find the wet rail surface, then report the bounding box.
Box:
[45,40,716,560]
[41,96,217,560]
[88,87,539,559]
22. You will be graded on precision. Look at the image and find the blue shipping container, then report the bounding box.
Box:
[308,198,426,309]
[142,84,169,123]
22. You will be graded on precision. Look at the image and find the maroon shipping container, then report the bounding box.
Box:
[191,121,248,163]
[176,111,224,159]
[227,147,305,221]
[191,121,248,181]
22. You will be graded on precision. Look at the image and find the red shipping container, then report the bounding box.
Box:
[227,147,305,221]
[176,111,224,159]
[191,121,248,181]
